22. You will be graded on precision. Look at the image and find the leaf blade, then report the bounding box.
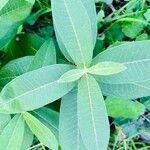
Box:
[52,0,94,67]
[59,89,87,150]
[28,38,56,71]
[23,112,58,150]
[0,64,75,113]
[59,69,84,83]
[92,41,150,84]
[88,61,126,76]
[0,114,25,150]
[78,75,110,150]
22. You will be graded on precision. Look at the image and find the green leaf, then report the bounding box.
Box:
[21,125,33,150]
[0,64,75,114]
[82,0,97,45]
[23,112,58,150]
[0,0,9,10]
[92,41,150,84]
[88,61,126,76]
[59,89,87,150]
[0,114,11,134]
[122,15,145,39]
[59,69,85,83]
[100,80,150,99]
[0,0,35,48]
[105,97,145,119]
[28,38,56,71]
[52,0,94,67]
[0,56,33,88]
[32,107,59,139]
[0,114,25,150]
[78,75,110,150]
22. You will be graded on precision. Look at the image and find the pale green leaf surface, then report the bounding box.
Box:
[92,41,150,84]
[21,124,34,150]
[105,97,145,119]
[78,75,110,150]
[0,114,25,150]
[32,107,59,139]
[81,0,97,45]
[23,112,58,150]
[0,56,33,88]
[59,69,84,83]
[59,89,87,150]
[88,61,126,76]
[52,0,94,67]
[28,38,56,71]
[0,64,75,113]
[0,114,11,134]
[100,80,150,99]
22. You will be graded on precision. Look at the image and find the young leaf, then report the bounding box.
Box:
[59,69,85,83]
[0,0,35,48]
[88,61,126,76]
[28,38,56,71]
[78,75,110,150]
[105,97,145,119]
[0,56,33,87]
[0,64,75,114]
[59,89,87,150]
[21,125,34,150]
[52,0,94,67]
[92,41,150,84]
[23,112,58,150]
[0,113,11,134]
[32,107,59,139]
[100,80,150,99]
[0,114,25,150]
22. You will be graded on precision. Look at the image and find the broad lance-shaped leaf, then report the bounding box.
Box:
[0,114,25,150]
[59,89,87,150]
[28,38,56,71]
[0,0,35,48]
[0,0,9,10]
[88,61,126,76]
[54,0,97,64]
[100,80,150,99]
[0,64,75,114]
[52,0,94,67]
[23,112,58,150]
[78,75,110,150]
[92,41,150,84]
[59,69,85,83]
[0,56,33,88]
[105,97,145,119]
[0,113,11,134]
[32,107,59,139]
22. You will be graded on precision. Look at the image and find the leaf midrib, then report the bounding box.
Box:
[0,80,58,108]
[62,0,86,67]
